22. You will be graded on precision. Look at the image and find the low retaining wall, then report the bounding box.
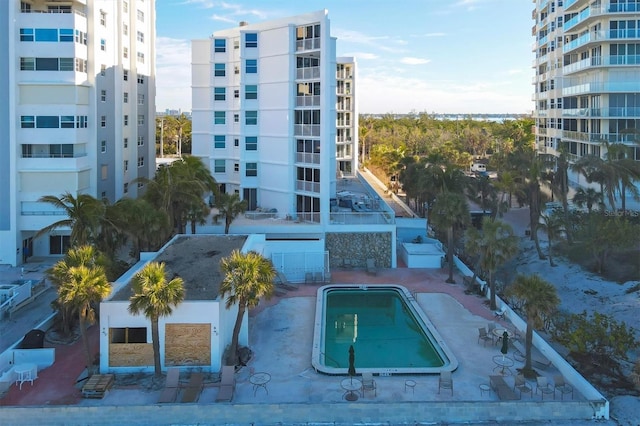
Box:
[0,400,598,425]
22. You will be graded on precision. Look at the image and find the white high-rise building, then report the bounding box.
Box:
[0,0,156,266]
[192,10,354,225]
[532,0,640,198]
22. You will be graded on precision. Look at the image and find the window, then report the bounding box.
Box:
[234,138,239,147]
[123,23,128,35]
[101,140,106,153]
[124,92,128,103]
[76,116,88,128]
[35,29,57,42]
[137,10,144,22]
[123,1,128,13]
[101,64,106,76]
[59,29,73,42]
[234,163,239,172]
[36,116,59,128]
[124,160,129,171]
[214,159,225,173]
[100,11,106,26]
[137,156,144,167]
[233,114,239,123]
[123,182,129,194]
[124,70,129,81]
[214,87,226,101]
[100,39,106,51]
[234,89,239,98]
[137,75,144,84]
[101,191,106,199]
[75,30,87,45]
[138,182,144,189]
[245,136,257,151]
[20,28,34,42]
[137,94,144,105]
[137,31,144,43]
[101,164,108,180]
[137,114,144,125]
[123,47,128,58]
[110,327,147,344]
[49,235,70,255]
[214,63,225,77]
[245,33,257,48]
[214,135,226,148]
[214,111,225,125]
[245,59,257,73]
[61,116,74,128]
[245,85,258,99]
[124,115,129,126]
[137,136,144,146]
[20,57,35,70]
[75,58,87,72]
[124,138,129,148]
[214,39,226,52]
[246,111,257,125]
[101,116,106,127]
[35,58,58,71]
[246,162,257,177]
[137,52,144,63]
[20,116,35,128]
[101,90,106,102]
[59,58,74,71]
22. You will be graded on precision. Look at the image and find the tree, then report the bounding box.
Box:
[219,250,276,366]
[111,198,171,260]
[129,262,185,377]
[538,210,564,267]
[36,192,105,246]
[464,217,518,310]
[506,274,559,375]
[430,192,470,284]
[49,246,111,375]
[214,193,247,234]
[572,187,603,213]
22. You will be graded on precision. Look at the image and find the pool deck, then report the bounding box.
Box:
[0,265,611,425]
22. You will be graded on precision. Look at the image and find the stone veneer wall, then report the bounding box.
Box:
[326,232,391,269]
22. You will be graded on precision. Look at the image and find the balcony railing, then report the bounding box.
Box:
[295,180,320,193]
[564,29,640,53]
[564,0,580,10]
[296,95,320,107]
[294,124,320,137]
[562,81,640,96]
[295,152,320,165]
[296,38,320,51]
[21,201,66,216]
[296,66,320,80]
[21,8,86,17]
[562,131,639,144]
[563,107,640,118]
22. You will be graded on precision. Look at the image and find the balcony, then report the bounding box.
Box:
[564,29,640,54]
[563,0,583,11]
[296,95,320,107]
[296,152,320,165]
[563,107,640,118]
[563,55,640,74]
[296,67,320,80]
[562,81,640,96]
[563,5,606,32]
[295,180,320,193]
[296,38,320,52]
[294,124,320,137]
[562,131,638,144]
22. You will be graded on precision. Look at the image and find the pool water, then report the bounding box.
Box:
[313,285,458,375]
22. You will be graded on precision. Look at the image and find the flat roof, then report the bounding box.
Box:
[111,235,247,302]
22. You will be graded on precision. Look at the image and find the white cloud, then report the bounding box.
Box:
[156,37,192,111]
[400,57,431,65]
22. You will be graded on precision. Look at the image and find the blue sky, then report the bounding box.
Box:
[156,0,534,114]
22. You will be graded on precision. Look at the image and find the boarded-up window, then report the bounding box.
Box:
[165,324,211,366]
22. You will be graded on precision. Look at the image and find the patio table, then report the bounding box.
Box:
[15,363,37,390]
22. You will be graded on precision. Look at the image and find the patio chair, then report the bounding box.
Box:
[438,371,453,395]
[487,323,497,344]
[514,374,532,398]
[314,271,323,283]
[477,327,493,346]
[215,365,235,402]
[494,307,506,320]
[361,372,377,397]
[366,258,378,276]
[158,367,180,403]
[553,375,574,400]
[305,272,313,284]
[181,372,203,403]
[536,376,555,400]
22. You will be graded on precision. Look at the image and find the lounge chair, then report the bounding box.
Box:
[361,372,377,397]
[438,371,453,395]
[553,375,574,400]
[477,327,493,346]
[494,307,506,320]
[366,258,377,276]
[512,340,552,369]
[514,374,532,398]
[158,367,180,403]
[536,376,555,400]
[274,271,297,293]
[490,375,518,400]
[181,372,203,403]
[215,365,235,402]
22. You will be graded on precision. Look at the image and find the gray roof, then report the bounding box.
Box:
[111,235,247,302]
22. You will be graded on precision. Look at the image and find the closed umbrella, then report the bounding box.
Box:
[500,331,509,360]
[348,345,356,383]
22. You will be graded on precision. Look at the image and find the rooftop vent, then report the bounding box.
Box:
[239,21,249,27]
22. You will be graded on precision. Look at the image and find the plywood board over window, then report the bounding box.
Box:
[165,324,211,366]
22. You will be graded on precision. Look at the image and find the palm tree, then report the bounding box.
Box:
[214,193,248,234]
[219,250,276,366]
[538,211,564,267]
[36,192,105,246]
[49,246,111,375]
[129,262,185,377]
[465,217,518,310]
[506,274,559,375]
[572,187,603,213]
[430,192,470,284]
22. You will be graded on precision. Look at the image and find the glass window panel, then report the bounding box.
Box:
[35,28,58,42]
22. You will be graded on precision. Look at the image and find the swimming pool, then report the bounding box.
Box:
[312,284,458,375]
